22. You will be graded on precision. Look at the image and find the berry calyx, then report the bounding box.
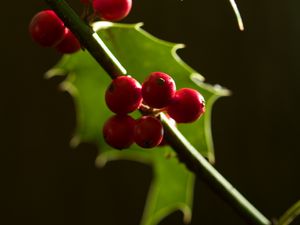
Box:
[29,10,65,47]
[92,0,132,21]
[56,28,81,54]
[167,88,205,123]
[103,115,135,149]
[134,116,163,148]
[142,72,176,109]
[105,76,142,114]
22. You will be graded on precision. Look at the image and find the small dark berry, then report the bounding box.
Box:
[134,116,163,148]
[142,72,176,108]
[29,10,65,47]
[56,28,81,54]
[167,88,205,123]
[103,115,135,149]
[105,76,142,114]
[92,0,132,21]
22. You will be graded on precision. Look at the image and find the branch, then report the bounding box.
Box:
[45,0,125,79]
[44,1,271,225]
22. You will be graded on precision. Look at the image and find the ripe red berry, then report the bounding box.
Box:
[29,10,65,47]
[56,28,81,54]
[103,115,135,149]
[142,72,176,109]
[105,76,142,114]
[134,116,163,148]
[92,0,132,21]
[167,88,205,123]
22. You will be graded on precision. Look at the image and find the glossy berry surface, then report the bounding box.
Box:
[56,28,81,54]
[167,88,205,123]
[105,76,142,114]
[134,116,163,148]
[103,115,135,149]
[142,72,176,109]
[93,0,132,21]
[29,10,65,47]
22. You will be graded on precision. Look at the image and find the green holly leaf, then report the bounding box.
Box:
[46,22,229,225]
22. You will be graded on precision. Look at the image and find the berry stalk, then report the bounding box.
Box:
[43,1,271,224]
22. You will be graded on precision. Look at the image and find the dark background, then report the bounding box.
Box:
[1,0,300,224]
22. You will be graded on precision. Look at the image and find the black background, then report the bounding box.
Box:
[1,0,300,225]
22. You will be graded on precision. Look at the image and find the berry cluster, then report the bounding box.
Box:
[29,2,205,151]
[29,10,81,54]
[103,72,206,150]
[29,0,132,53]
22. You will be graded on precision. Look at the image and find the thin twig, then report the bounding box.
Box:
[277,200,300,225]
[229,0,244,31]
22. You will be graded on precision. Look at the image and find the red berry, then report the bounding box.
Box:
[105,76,142,114]
[92,0,132,21]
[142,72,176,109]
[167,88,205,123]
[134,116,163,148]
[103,115,135,149]
[29,10,65,47]
[56,28,81,54]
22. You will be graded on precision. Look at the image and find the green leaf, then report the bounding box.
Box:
[46,22,229,225]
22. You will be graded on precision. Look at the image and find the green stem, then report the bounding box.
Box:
[44,1,271,225]
[229,0,244,31]
[277,200,300,225]
[161,114,270,225]
[44,0,126,78]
